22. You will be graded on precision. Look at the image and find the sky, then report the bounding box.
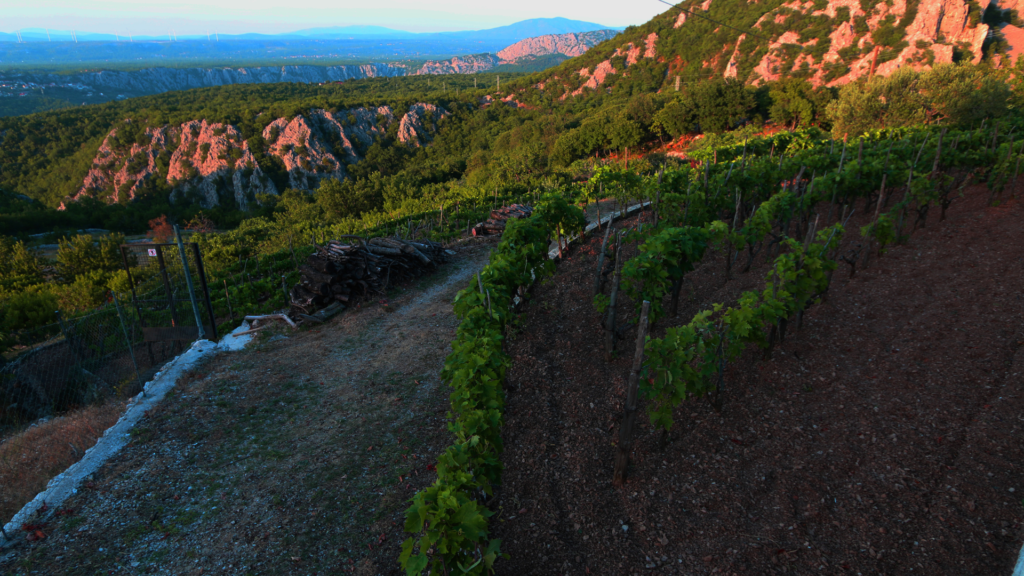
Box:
[1,1,669,35]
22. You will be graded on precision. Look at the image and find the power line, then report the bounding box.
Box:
[654,0,769,41]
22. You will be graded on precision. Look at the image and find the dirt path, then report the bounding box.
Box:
[0,238,497,576]
[491,186,1024,575]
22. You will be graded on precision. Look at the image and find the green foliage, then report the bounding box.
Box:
[1,290,58,332]
[827,65,1011,138]
[621,225,718,323]
[768,79,835,129]
[402,212,558,575]
[55,233,126,280]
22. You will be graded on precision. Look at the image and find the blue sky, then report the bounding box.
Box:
[2,1,668,35]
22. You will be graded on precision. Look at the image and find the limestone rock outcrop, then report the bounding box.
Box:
[168,120,276,210]
[496,30,620,61]
[74,123,175,204]
[69,103,448,210]
[416,55,501,75]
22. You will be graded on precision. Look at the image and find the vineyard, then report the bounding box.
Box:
[394,122,1024,573]
[1,119,1022,575]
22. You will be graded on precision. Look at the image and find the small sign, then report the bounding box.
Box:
[148,249,157,257]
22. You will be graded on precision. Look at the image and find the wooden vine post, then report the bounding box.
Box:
[604,232,624,361]
[612,300,651,487]
[593,223,613,295]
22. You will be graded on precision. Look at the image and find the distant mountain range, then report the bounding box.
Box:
[0,18,622,71]
[0,18,620,44]
[0,29,619,116]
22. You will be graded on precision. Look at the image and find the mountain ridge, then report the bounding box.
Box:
[519,0,1007,98]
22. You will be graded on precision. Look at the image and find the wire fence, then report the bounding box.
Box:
[1,237,217,524]
[0,300,180,440]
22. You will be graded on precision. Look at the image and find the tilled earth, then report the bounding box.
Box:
[492,186,1024,575]
[0,238,498,576]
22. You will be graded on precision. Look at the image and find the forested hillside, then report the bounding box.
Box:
[1,0,1021,340]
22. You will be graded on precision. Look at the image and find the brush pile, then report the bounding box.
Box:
[471,204,533,236]
[289,235,452,316]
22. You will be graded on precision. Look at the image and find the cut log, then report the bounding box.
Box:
[298,265,337,285]
[305,257,337,274]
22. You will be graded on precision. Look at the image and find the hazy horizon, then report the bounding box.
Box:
[1,2,667,36]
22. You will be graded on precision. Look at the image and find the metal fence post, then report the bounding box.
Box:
[174,225,206,340]
[113,293,145,396]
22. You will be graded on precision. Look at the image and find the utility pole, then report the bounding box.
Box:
[497,75,500,91]
[675,75,681,91]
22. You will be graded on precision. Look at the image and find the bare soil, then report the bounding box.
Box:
[492,186,1024,575]
[0,238,497,576]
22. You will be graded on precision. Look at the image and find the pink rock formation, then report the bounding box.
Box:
[74,124,174,203]
[416,54,500,75]
[744,0,992,86]
[724,34,747,79]
[67,102,447,210]
[644,32,660,59]
[396,103,449,147]
[263,116,347,191]
[414,30,620,75]
[169,120,276,210]
[497,30,619,61]
[674,12,688,27]
[1001,23,1024,64]
[568,31,664,96]
[573,60,619,95]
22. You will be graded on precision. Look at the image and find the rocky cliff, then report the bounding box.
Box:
[71,103,447,209]
[415,54,502,75]
[539,0,1003,96]
[3,30,620,98]
[7,64,409,96]
[167,120,276,210]
[496,30,620,61]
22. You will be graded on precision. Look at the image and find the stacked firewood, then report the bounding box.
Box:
[471,204,533,236]
[289,235,452,315]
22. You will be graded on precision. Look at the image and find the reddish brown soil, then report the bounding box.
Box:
[492,186,1024,575]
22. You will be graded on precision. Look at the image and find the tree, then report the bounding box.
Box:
[609,116,643,153]
[917,63,1009,126]
[0,236,41,281]
[652,99,697,139]
[768,78,833,128]
[687,79,756,134]
[826,67,927,138]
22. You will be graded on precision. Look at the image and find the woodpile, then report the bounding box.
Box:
[471,204,533,236]
[289,235,452,316]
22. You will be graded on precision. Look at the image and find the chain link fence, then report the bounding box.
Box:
[0,301,181,440]
[120,242,217,345]
[1,238,216,523]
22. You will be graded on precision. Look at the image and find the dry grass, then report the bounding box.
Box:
[0,402,124,523]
